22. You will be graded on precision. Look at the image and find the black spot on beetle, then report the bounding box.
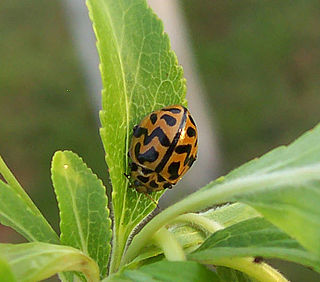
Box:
[137,175,149,183]
[157,174,166,182]
[163,107,181,114]
[130,162,138,171]
[187,127,196,137]
[168,161,180,180]
[135,143,159,164]
[150,113,157,124]
[133,126,146,138]
[149,180,159,188]
[160,114,177,126]
[175,144,192,165]
[163,183,173,189]
[135,126,170,147]
[175,144,191,154]
[144,127,170,147]
[142,167,153,175]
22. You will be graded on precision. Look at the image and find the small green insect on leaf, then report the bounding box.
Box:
[86,0,186,272]
[51,151,112,279]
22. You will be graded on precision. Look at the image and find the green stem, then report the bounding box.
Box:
[152,227,186,261]
[108,228,125,274]
[173,213,282,281]
[211,257,288,282]
[0,155,41,216]
[171,213,223,234]
[122,165,320,265]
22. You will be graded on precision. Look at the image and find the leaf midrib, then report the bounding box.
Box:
[100,0,130,231]
[63,167,88,255]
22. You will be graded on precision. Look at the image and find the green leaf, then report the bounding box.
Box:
[124,123,320,265]
[110,260,220,282]
[0,257,16,282]
[127,203,260,268]
[0,156,58,244]
[224,123,320,256]
[189,218,320,273]
[0,243,99,282]
[0,156,43,217]
[0,180,59,243]
[233,183,320,259]
[86,0,186,272]
[201,203,260,228]
[217,266,254,282]
[51,150,112,278]
[171,203,261,253]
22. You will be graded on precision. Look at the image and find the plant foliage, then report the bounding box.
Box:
[86,0,186,271]
[0,0,320,281]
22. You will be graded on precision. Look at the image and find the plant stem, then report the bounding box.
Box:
[211,257,288,282]
[109,228,125,274]
[171,213,223,234]
[152,227,186,261]
[121,165,320,265]
[0,155,41,216]
[172,212,280,281]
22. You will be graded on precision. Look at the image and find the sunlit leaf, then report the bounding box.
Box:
[52,150,112,278]
[0,243,99,282]
[86,0,186,271]
[0,180,58,243]
[189,218,320,273]
[0,257,16,282]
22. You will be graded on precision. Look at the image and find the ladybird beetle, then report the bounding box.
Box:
[128,105,198,194]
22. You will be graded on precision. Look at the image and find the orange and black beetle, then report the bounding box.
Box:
[127,105,198,193]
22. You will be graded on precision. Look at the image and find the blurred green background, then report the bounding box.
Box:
[0,0,107,239]
[1,0,320,280]
[183,0,320,172]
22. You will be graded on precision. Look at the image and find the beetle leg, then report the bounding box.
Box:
[123,173,130,180]
[144,192,161,209]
